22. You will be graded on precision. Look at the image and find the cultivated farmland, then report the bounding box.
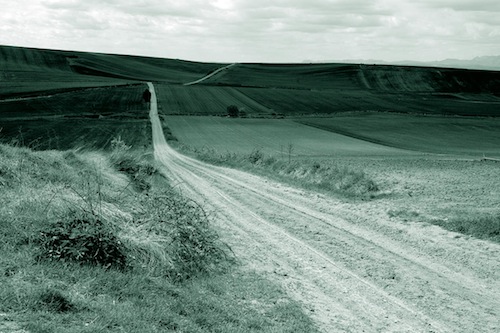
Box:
[0,84,152,150]
[298,113,500,157]
[203,62,500,93]
[164,115,407,157]
[155,84,272,116]
[0,45,223,98]
[199,62,500,116]
[235,86,500,116]
[1,45,500,333]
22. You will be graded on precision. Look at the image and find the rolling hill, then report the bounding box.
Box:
[1,44,500,118]
[0,45,223,98]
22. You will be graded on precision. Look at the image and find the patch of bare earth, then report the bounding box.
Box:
[148,83,500,332]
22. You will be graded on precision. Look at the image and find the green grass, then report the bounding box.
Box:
[298,113,500,157]
[0,84,147,118]
[0,143,319,332]
[235,86,500,116]
[175,143,379,199]
[205,62,500,93]
[164,115,403,158]
[154,82,500,118]
[0,45,223,97]
[155,84,273,116]
[0,85,153,151]
[200,63,500,117]
[1,264,316,333]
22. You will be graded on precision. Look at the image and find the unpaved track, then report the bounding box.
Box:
[147,83,500,332]
[183,63,235,86]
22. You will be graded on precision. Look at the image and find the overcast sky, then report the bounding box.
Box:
[1,0,499,63]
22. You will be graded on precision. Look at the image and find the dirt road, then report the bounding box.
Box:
[147,82,500,332]
[183,63,235,86]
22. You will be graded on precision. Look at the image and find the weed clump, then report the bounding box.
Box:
[113,156,156,191]
[248,148,265,164]
[37,212,127,270]
[169,202,231,281]
[433,214,500,243]
[128,191,233,282]
[110,136,157,191]
[37,288,75,313]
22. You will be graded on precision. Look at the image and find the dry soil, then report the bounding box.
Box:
[148,82,500,333]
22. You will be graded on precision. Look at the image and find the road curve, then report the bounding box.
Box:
[147,82,500,333]
[183,63,236,86]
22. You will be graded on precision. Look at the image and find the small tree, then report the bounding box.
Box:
[142,89,151,103]
[227,105,239,118]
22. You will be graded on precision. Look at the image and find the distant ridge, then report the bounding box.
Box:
[306,56,500,71]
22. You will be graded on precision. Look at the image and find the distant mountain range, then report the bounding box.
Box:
[306,56,500,71]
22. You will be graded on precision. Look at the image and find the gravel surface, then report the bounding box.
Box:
[149,82,500,332]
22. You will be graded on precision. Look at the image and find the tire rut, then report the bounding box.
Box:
[147,82,500,333]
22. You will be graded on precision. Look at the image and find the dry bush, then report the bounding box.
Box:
[124,190,233,281]
[37,211,127,269]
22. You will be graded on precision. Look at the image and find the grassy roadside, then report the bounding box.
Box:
[173,142,500,242]
[173,143,379,199]
[0,143,319,332]
[389,208,500,244]
[432,215,500,243]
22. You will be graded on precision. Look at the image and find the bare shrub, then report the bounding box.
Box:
[248,149,264,164]
[37,211,127,269]
[129,191,233,281]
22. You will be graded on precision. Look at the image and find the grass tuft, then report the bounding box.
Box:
[176,144,379,198]
[110,136,158,191]
[432,214,500,243]
[37,288,75,313]
[37,211,128,270]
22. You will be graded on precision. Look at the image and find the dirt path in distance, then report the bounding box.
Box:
[183,63,235,86]
[147,82,500,333]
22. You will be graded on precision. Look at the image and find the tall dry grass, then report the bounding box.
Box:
[0,142,319,332]
[176,144,379,199]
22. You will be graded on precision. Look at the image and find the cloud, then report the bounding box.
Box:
[418,0,500,12]
[1,0,499,62]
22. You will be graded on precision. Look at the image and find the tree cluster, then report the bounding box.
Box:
[227,105,239,118]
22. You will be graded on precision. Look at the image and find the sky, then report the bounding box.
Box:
[1,0,499,63]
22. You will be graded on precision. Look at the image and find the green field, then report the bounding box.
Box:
[2,44,499,157]
[204,62,500,92]
[163,113,500,159]
[155,83,500,118]
[156,84,272,116]
[199,62,500,117]
[0,45,222,98]
[298,113,500,157]
[236,87,500,116]
[0,84,152,150]
[164,115,409,157]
